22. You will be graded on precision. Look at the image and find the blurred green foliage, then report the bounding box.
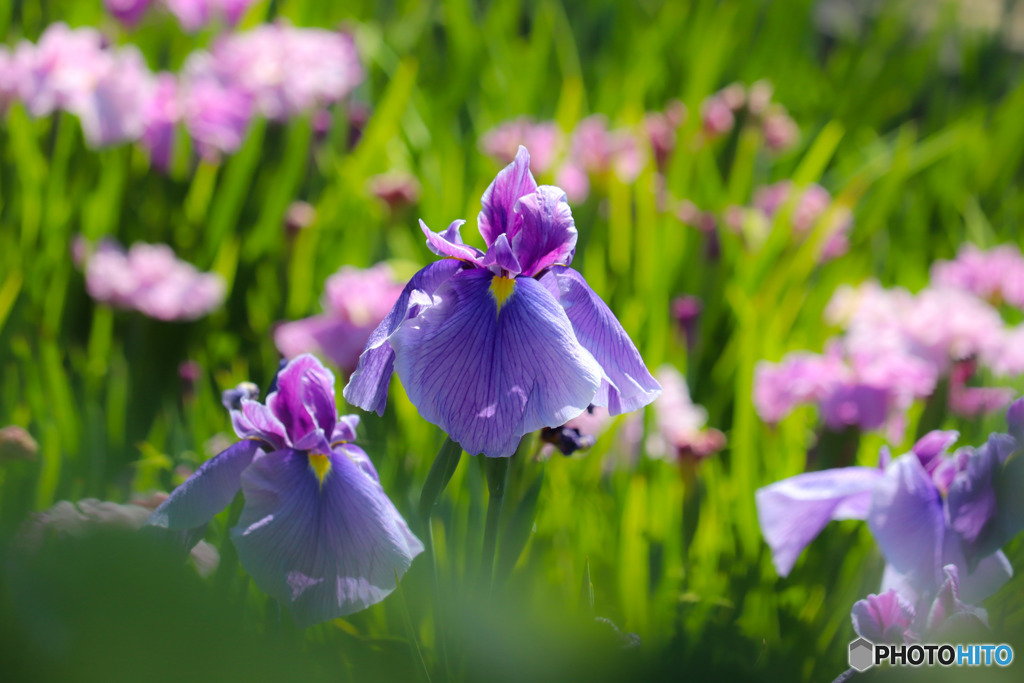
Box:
[2,0,1024,681]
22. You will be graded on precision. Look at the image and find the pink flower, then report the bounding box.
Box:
[649,366,725,462]
[207,24,363,121]
[83,239,226,321]
[179,54,254,157]
[274,264,403,373]
[72,46,154,148]
[700,94,734,136]
[368,172,421,210]
[481,118,563,173]
[762,108,799,151]
[141,73,180,170]
[14,23,109,117]
[930,244,1024,309]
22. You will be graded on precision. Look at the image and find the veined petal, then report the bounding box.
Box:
[511,185,577,276]
[331,415,360,444]
[230,446,424,627]
[420,219,483,263]
[146,439,264,531]
[851,590,915,644]
[478,146,537,247]
[343,259,464,415]
[755,467,884,577]
[867,454,946,598]
[551,267,661,414]
[391,268,602,458]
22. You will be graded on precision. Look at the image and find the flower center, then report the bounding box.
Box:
[490,276,516,310]
[308,452,332,490]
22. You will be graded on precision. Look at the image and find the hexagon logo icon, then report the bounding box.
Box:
[849,638,874,672]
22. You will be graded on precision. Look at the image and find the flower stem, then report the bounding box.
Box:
[418,435,462,521]
[480,456,510,592]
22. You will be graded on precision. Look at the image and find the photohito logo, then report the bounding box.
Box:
[849,638,1014,671]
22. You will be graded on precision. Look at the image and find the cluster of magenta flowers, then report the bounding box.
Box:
[480,82,798,206]
[755,245,1024,437]
[105,0,256,31]
[146,355,424,627]
[757,399,1024,649]
[77,238,226,321]
[344,147,662,458]
[0,21,362,163]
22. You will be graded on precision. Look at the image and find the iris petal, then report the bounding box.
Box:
[478,146,537,247]
[267,354,336,443]
[344,259,464,415]
[755,467,883,577]
[867,454,946,598]
[511,185,577,276]
[146,439,264,531]
[231,446,423,627]
[391,268,602,457]
[420,219,484,263]
[551,267,661,414]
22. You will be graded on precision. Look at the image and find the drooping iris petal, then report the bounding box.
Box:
[851,590,916,644]
[390,268,602,458]
[146,439,263,531]
[511,185,577,276]
[552,267,661,415]
[913,430,959,472]
[755,467,883,577]
[478,146,537,247]
[419,219,483,263]
[230,446,423,627]
[344,259,464,415]
[867,454,946,599]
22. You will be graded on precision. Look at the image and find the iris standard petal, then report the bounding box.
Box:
[478,146,537,246]
[551,267,661,414]
[481,233,522,275]
[867,454,946,598]
[146,439,264,531]
[420,219,483,263]
[755,467,884,577]
[390,268,602,458]
[511,185,577,276]
[230,446,424,627]
[343,259,464,415]
[946,445,999,557]
[267,354,336,443]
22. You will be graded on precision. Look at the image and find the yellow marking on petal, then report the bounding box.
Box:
[308,453,332,490]
[490,276,516,311]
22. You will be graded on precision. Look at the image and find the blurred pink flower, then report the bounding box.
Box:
[555,163,590,203]
[72,46,154,148]
[208,24,363,121]
[931,244,1024,309]
[274,264,403,373]
[947,360,1014,417]
[700,94,734,136]
[0,47,21,113]
[141,73,180,169]
[84,239,226,321]
[649,366,725,462]
[13,23,108,118]
[368,172,421,210]
[754,351,848,424]
[762,108,799,151]
[752,181,852,260]
[481,117,562,173]
[179,54,254,157]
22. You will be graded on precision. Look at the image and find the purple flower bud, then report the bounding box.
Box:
[700,95,734,136]
[284,200,317,236]
[671,295,702,351]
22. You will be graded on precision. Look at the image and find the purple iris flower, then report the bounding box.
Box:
[757,398,1024,607]
[145,355,423,627]
[344,147,661,458]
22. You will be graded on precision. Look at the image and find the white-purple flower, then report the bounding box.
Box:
[344,147,661,458]
[146,355,423,627]
[757,399,1024,609]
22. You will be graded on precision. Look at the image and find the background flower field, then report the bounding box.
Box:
[2,1,1024,681]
